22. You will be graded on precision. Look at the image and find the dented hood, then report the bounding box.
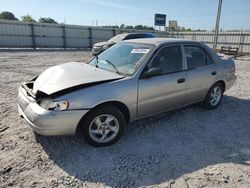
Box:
[33,62,124,95]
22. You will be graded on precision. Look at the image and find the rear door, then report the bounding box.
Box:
[137,45,187,118]
[184,45,217,104]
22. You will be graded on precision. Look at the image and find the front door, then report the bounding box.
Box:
[138,45,187,118]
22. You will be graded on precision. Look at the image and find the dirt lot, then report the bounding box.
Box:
[0,50,250,188]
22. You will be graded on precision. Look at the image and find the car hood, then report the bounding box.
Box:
[94,41,115,47]
[32,62,124,95]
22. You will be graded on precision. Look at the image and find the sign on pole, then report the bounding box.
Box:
[154,14,166,26]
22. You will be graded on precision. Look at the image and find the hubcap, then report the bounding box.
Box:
[89,114,119,143]
[210,86,222,106]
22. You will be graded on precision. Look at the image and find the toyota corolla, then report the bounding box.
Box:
[17,38,236,147]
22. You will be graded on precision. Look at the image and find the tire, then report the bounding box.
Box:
[80,105,126,147]
[203,82,224,109]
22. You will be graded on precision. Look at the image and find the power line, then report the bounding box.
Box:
[186,0,200,27]
[190,0,213,29]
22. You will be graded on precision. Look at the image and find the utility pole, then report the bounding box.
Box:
[213,0,223,49]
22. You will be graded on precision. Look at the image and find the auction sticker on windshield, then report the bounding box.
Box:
[131,49,150,54]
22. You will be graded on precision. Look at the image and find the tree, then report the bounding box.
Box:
[134,25,155,31]
[125,25,134,29]
[39,17,58,24]
[21,15,36,22]
[120,23,125,28]
[134,25,144,30]
[0,11,18,20]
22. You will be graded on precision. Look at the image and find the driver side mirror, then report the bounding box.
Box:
[141,67,162,79]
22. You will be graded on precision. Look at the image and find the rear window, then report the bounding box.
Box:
[184,46,206,69]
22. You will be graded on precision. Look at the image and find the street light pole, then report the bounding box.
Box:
[213,0,223,49]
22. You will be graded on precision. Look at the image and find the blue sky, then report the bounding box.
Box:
[0,0,250,30]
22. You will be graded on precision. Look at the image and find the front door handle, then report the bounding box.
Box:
[211,71,217,75]
[177,78,186,83]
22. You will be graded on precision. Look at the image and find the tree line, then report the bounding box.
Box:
[0,11,58,24]
[101,24,155,31]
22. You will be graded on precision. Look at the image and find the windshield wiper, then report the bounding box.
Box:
[105,60,121,75]
[95,55,99,68]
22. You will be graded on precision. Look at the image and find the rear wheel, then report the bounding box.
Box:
[203,82,224,109]
[80,105,125,147]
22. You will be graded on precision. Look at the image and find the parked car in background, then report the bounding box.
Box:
[17,38,236,147]
[92,32,154,56]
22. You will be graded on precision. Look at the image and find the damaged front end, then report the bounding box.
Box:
[17,62,125,135]
[17,78,89,136]
[21,80,69,111]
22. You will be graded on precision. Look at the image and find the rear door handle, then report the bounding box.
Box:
[211,71,217,75]
[177,78,186,83]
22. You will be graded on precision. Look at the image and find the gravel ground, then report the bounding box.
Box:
[0,50,250,188]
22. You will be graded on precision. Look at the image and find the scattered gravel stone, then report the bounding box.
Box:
[1,167,12,175]
[0,51,250,187]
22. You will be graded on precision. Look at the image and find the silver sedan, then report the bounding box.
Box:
[17,38,236,146]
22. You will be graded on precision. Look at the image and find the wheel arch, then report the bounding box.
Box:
[202,80,225,109]
[76,100,130,135]
[214,80,226,93]
[202,80,226,101]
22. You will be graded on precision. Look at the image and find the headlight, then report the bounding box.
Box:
[48,101,69,111]
[41,100,69,111]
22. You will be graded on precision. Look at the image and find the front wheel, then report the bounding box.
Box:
[80,105,125,147]
[203,83,224,109]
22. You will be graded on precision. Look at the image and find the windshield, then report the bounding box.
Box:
[108,33,128,43]
[89,42,154,76]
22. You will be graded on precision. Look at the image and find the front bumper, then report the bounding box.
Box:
[17,86,89,136]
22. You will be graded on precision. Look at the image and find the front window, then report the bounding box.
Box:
[147,45,183,75]
[89,42,154,76]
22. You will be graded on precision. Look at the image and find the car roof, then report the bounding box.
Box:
[122,37,201,46]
